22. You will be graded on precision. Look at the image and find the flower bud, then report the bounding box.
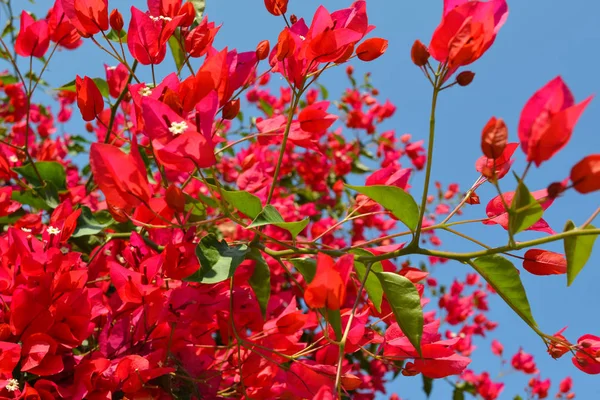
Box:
[465,192,480,205]
[346,65,354,75]
[109,9,124,32]
[290,14,298,24]
[166,184,186,213]
[410,40,429,67]
[457,71,475,86]
[547,181,567,199]
[178,2,196,27]
[256,40,270,61]
[222,99,240,120]
[356,38,388,62]
[107,203,130,223]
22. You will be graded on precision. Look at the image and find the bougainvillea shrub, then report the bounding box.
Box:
[0,0,597,398]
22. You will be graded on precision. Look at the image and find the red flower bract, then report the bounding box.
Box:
[523,249,567,275]
[76,75,104,122]
[570,154,600,194]
[518,76,593,166]
[15,11,50,58]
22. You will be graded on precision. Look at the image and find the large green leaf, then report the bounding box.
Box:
[218,188,262,219]
[247,205,309,239]
[291,258,316,283]
[186,234,248,284]
[509,178,543,235]
[248,249,271,319]
[11,188,49,210]
[471,255,537,329]
[375,272,423,355]
[190,0,207,24]
[564,220,598,286]
[351,248,383,312]
[14,161,66,190]
[72,207,114,237]
[346,184,419,231]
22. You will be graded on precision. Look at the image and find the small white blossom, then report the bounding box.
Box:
[104,249,112,256]
[139,87,153,97]
[299,35,306,41]
[169,121,188,135]
[60,247,69,254]
[21,227,32,233]
[5,379,19,392]
[9,155,18,163]
[106,66,117,71]
[149,15,160,22]
[117,255,126,264]
[47,226,61,235]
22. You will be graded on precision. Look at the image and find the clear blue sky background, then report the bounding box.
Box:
[10,1,600,399]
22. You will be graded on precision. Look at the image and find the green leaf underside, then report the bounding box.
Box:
[247,249,271,319]
[247,205,309,239]
[187,234,248,284]
[345,184,419,231]
[471,255,537,329]
[291,258,316,283]
[375,271,424,356]
[351,248,384,312]
[564,220,598,286]
[509,177,543,235]
[72,207,114,237]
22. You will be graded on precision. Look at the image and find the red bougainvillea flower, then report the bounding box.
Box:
[491,339,503,356]
[429,0,508,71]
[518,76,593,166]
[305,253,353,310]
[21,333,65,376]
[384,320,471,378]
[264,0,288,16]
[356,37,389,61]
[47,1,82,49]
[148,0,182,18]
[76,75,104,121]
[571,154,600,194]
[483,187,556,234]
[511,348,538,374]
[480,116,507,160]
[90,139,151,209]
[299,101,338,134]
[548,327,571,359]
[105,64,129,98]
[0,342,20,379]
[185,17,221,58]
[128,6,182,65]
[61,0,109,37]
[115,355,175,393]
[573,334,600,374]
[522,249,567,275]
[15,11,50,58]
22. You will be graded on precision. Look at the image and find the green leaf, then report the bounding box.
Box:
[219,189,263,219]
[327,308,343,341]
[346,184,419,231]
[186,234,248,284]
[248,249,271,319]
[452,388,465,400]
[351,249,384,312]
[72,207,114,237]
[509,178,543,235]
[318,83,329,100]
[168,32,186,71]
[14,161,66,189]
[375,271,424,355]
[105,29,127,42]
[55,78,110,98]
[190,0,207,24]
[291,258,316,283]
[39,182,60,209]
[247,205,309,239]
[183,194,206,220]
[564,220,598,286]
[422,375,433,398]
[471,255,537,329]
[11,189,49,210]
[259,99,274,117]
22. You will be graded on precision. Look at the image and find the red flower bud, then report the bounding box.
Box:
[465,192,480,205]
[289,14,298,24]
[547,181,567,199]
[109,9,124,32]
[256,40,270,61]
[481,117,508,160]
[457,71,475,86]
[411,40,430,67]
[571,154,600,194]
[166,184,186,213]
[356,38,388,62]
[264,0,288,16]
[85,122,94,132]
[222,99,240,120]
[178,2,196,27]
[346,65,354,75]
[76,76,104,122]
[107,203,130,223]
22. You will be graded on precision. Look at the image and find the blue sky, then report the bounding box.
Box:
[11,1,600,399]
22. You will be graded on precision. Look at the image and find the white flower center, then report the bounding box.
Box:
[107,66,117,71]
[150,15,172,22]
[169,121,188,135]
[9,155,18,163]
[5,379,19,392]
[139,87,153,97]
[47,226,61,235]
[21,227,32,232]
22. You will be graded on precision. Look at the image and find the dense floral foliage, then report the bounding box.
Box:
[0,0,597,399]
